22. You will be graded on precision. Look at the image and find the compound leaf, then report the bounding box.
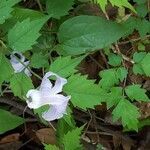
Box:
[125,84,149,102]
[64,74,106,110]
[49,56,84,78]
[62,127,83,150]
[112,99,140,131]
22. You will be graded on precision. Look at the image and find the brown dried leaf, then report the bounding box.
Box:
[36,128,56,145]
[0,133,20,144]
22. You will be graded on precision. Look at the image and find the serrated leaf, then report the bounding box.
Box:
[106,87,123,109]
[49,56,84,78]
[133,64,144,75]
[96,0,107,13]
[31,52,48,68]
[10,73,34,98]
[0,7,46,33]
[109,0,136,12]
[64,74,106,110]
[12,7,46,21]
[124,17,150,37]
[62,127,83,150]
[116,67,127,82]
[141,53,150,76]
[99,67,127,90]
[99,69,119,90]
[0,53,13,84]
[46,0,74,19]
[95,0,136,13]
[112,99,140,131]
[0,0,21,24]
[58,15,128,55]
[0,109,24,134]
[44,144,59,150]
[133,52,146,63]
[8,16,49,52]
[136,3,148,18]
[125,84,149,102]
[108,53,122,67]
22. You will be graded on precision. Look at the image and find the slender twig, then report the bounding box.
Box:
[89,55,104,69]
[118,35,150,45]
[0,97,34,116]
[35,0,43,12]
[113,44,135,64]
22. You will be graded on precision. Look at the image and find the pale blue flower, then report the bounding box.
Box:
[26,72,70,121]
[10,52,31,76]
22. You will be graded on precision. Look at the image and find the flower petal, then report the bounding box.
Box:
[41,71,67,94]
[10,52,25,64]
[40,72,53,93]
[26,89,43,109]
[10,52,31,76]
[42,98,69,121]
[26,89,70,109]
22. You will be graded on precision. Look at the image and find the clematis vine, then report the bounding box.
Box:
[26,72,70,121]
[10,52,31,76]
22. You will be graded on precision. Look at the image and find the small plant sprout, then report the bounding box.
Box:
[10,52,31,76]
[26,72,70,121]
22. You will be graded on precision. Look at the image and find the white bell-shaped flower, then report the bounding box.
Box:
[10,52,31,76]
[26,72,70,121]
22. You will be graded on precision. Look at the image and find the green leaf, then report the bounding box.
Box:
[0,109,24,134]
[109,0,136,12]
[57,117,75,146]
[106,87,123,109]
[46,0,74,19]
[133,64,144,75]
[138,118,150,129]
[44,144,59,150]
[64,74,106,110]
[62,127,83,150]
[133,52,146,63]
[58,15,128,55]
[141,53,150,76]
[96,0,107,13]
[63,107,75,128]
[10,73,34,98]
[125,84,149,102]
[108,53,122,67]
[95,0,136,13]
[99,67,127,90]
[8,16,49,52]
[49,56,84,78]
[0,53,13,84]
[0,7,46,33]
[12,7,46,21]
[136,3,148,18]
[116,67,128,82]
[123,17,150,37]
[0,0,21,24]
[99,69,119,90]
[31,52,48,68]
[112,99,140,131]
